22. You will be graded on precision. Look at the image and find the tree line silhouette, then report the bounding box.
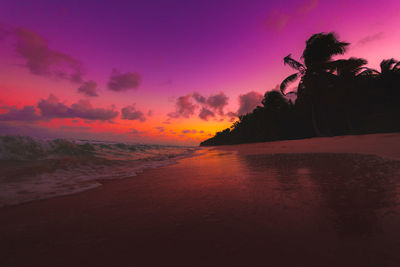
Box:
[200,32,400,146]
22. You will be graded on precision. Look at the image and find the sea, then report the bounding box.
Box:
[0,135,199,207]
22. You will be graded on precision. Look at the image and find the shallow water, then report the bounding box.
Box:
[0,135,197,206]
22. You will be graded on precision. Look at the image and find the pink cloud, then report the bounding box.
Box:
[206,92,229,115]
[237,91,264,116]
[168,94,197,119]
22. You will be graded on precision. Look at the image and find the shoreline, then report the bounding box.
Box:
[213,132,400,160]
[1,132,399,209]
[1,133,400,266]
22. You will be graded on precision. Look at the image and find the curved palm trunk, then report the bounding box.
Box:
[311,102,322,137]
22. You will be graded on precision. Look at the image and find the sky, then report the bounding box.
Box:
[0,0,399,145]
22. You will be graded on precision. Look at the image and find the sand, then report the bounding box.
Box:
[1,133,400,266]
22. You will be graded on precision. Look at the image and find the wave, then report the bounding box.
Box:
[0,135,200,207]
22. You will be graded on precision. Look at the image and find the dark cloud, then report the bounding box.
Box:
[78,80,98,97]
[357,32,384,46]
[167,92,230,121]
[59,125,91,131]
[199,107,215,121]
[167,94,197,119]
[238,91,263,116]
[206,92,229,115]
[0,105,40,121]
[129,128,145,135]
[225,111,238,122]
[107,69,141,92]
[38,95,118,120]
[121,104,146,122]
[13,27,83,83]
[156,126,165,132]
[181,129,197,134]
[192,92,206,104]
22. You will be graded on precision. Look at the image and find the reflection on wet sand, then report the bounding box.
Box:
[240,153,400,238]
[1,149,400,266]
[181,149,400,265]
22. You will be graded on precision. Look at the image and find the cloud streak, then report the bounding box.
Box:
[264,0,319,33]
[13,27,84,83]
[37,95,119,120]
[0,105,40,121]
[357,32,384,46]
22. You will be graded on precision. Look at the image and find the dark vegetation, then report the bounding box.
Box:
[200,32,400,146]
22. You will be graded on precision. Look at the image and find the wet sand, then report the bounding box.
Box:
[1,133,400,266]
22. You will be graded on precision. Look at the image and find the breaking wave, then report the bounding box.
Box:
[0,135,199,207]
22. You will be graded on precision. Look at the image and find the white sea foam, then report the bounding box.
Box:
[0,135,199,207]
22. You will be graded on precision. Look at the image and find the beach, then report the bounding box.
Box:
[1,133,400,266]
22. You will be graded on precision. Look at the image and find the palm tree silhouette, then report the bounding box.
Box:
[280,32,350,136]
[330,57,368,131]
[200,33,400,147]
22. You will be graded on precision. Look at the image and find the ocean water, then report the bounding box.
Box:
[0,135,199,207]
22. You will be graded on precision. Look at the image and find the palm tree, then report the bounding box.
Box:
[329,57,368,132]
[280,32,350,136]
[379,58,400,75]
[362,59,400,115]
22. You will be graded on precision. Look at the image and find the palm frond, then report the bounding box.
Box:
[283,54,305,73]
[302,32,349,68]
[380,58,398,73]
[393,60,400,71]
[357,67,380,77]
[280,73,299,95]
[329,57,368,76]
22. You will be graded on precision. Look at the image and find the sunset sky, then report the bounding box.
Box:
[0,0,399,145]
